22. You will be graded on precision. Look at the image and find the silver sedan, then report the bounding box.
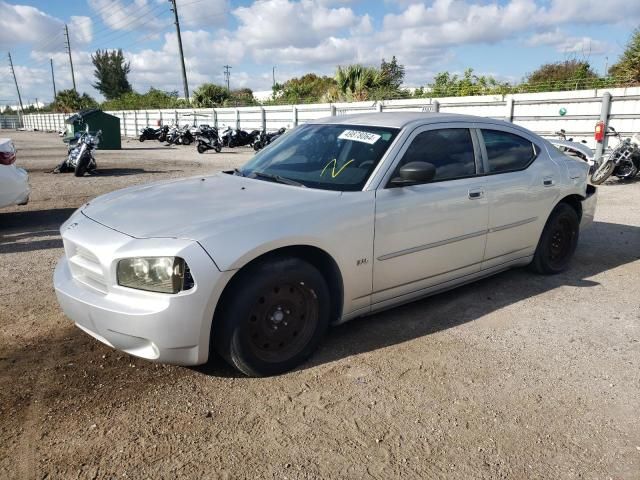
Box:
[54,113,597,376]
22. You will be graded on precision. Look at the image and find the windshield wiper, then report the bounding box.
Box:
[249,171,307,188]
[233,168,245,177]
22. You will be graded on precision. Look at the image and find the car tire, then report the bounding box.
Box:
[214,257,330,377]
[530,203,579,275]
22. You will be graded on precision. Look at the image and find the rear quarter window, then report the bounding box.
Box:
[481,129,538,173]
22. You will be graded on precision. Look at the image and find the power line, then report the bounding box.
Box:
[64,24,77,92]
[169,0,189,101]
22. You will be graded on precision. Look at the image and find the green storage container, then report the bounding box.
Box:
[64,109,121,150]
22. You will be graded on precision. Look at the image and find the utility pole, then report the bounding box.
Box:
[223,65,232,91]
[169,0,189,102]
[272,66,276,88]
[7,52,24,115]
[64,24,77,92]
[50,58,57,99]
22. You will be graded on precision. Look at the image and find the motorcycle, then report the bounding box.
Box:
[166,124,194,146]
[252,128,286,151]
[54,126,101,177]
[220,127,260,148]
[196,125,222,154]
[139,126,164,142]
[591,126,640,184]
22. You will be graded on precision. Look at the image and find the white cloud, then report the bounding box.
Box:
[527,29,610,55]
[233,0,360,49]
[176,0,230,28]
[88,0,163,32]
[69,16,93,44]
[0,1,63,48]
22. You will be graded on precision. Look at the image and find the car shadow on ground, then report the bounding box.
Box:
[195,220,640,377]
[0,208,74,254]
[1,220,638,380]
[89,168,175,177]
[120,147,174,151]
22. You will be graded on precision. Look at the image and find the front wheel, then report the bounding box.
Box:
[139,135,145,142]
[74,155,90,177]
[214,258,330,377]
[530,203,579,274]
[197,143,206,154]
[591,159,615,185]
[182,137,191,146]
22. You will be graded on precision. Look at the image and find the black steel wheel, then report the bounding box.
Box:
[530,203,579,274]
[214,257,330,376]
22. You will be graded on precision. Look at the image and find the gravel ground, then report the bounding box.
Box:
[1,131,639,479]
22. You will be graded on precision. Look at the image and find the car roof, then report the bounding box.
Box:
[308,112,514,130]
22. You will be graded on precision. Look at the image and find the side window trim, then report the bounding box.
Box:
[470,128,488,174]
[476,127,541,176]
[382,124,480,189]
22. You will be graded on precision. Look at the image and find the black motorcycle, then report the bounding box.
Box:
[54,127,101,177]
[253,128,286,151]
[220,127,260,148]
[196,125,222,154]
[139,126,161,142]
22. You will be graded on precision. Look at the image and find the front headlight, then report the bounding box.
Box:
[117,257,193,294]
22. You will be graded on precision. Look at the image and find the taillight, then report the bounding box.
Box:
[0,151,16,166]
[595,121,605,142]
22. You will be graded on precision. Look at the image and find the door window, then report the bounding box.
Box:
[481,130,538,173]
[394,128,476,183]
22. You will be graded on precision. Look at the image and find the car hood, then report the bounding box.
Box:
[81,172,343,240]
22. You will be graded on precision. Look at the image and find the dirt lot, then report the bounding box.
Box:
[1,131,639,479]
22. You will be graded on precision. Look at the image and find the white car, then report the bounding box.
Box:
[0,138,30,208]
[54,113,597,376]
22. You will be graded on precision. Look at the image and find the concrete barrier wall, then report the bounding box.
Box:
[20,86,640,150]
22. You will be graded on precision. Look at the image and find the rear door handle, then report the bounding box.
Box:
[543,177,555,186]
[468,189,484,199]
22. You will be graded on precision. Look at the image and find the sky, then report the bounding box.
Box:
[0,0,639,106]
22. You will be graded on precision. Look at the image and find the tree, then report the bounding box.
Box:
[91,49,133,100]
[333,64,383,101]
[379,56,405,90]
[53,89,98,113]
[271,74,337,104]
[191,83,230,107]
[425,68,512,97]
[101,88,186,110]
[609,27,640,83]
[524,59,598,91]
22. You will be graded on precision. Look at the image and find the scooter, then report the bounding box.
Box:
[196,125,222,154]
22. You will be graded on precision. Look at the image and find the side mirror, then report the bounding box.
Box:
[391,161,436,186]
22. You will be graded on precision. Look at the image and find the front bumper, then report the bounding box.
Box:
[53,214,232,365]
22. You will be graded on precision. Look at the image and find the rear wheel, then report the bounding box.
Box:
[530,203,579,274]
[214,258,330,377]
[182,137,191,146]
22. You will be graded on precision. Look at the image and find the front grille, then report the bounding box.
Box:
[65,241,108,293]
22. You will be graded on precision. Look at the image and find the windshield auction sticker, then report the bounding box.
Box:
[338,129,381,145]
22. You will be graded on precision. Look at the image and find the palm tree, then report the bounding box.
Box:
[334,65,382,101]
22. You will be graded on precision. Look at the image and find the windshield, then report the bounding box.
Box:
[238,123,400,191]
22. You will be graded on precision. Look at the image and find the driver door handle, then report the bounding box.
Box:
[468,188,485,199]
